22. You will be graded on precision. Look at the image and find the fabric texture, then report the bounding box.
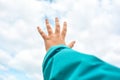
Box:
[42,45,120,80]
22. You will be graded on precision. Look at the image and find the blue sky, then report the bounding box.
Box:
[0,0,120,80]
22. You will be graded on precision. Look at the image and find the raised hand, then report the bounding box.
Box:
[37,17,75,51]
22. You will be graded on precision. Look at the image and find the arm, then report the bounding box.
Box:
[37,17,120,80]
[42,44,120,80]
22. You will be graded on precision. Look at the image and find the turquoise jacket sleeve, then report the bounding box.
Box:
[42,45,120,80]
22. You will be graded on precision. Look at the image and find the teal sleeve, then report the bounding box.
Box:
[42,45,120,80]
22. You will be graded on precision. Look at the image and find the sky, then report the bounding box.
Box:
[0,0,120,80]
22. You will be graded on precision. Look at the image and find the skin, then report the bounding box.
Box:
[37,17,75,51]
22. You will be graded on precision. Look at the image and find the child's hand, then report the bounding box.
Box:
[37,17,75,51]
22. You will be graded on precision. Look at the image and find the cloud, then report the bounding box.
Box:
[1,75,17,80]
[9,49,44,72]
[26,73,43,80]
[103,52,120,67]
[0,0,47,79]
[0,0,120,80]
[0,50,12,65]
[0,64,8,71]
[8,48,45,80]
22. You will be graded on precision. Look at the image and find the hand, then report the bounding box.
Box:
[37,17,75,51]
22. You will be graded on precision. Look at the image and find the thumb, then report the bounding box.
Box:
[67,41,76,48]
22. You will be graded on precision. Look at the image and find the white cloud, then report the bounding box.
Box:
[0,64,8,71]
[8,48,45,80]
[2,75,17,80]
[103,52,120,67]
[0,0,48,79]
[26,73,43,80]
[113,0,120,5]
[0,0,120,80]
[0,50,12,65]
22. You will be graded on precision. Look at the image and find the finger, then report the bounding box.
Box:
[67,41,76,48]
[61,21,67,40]
[55,17,60,34]
[37,26,47,39]
[45,19,53,35]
